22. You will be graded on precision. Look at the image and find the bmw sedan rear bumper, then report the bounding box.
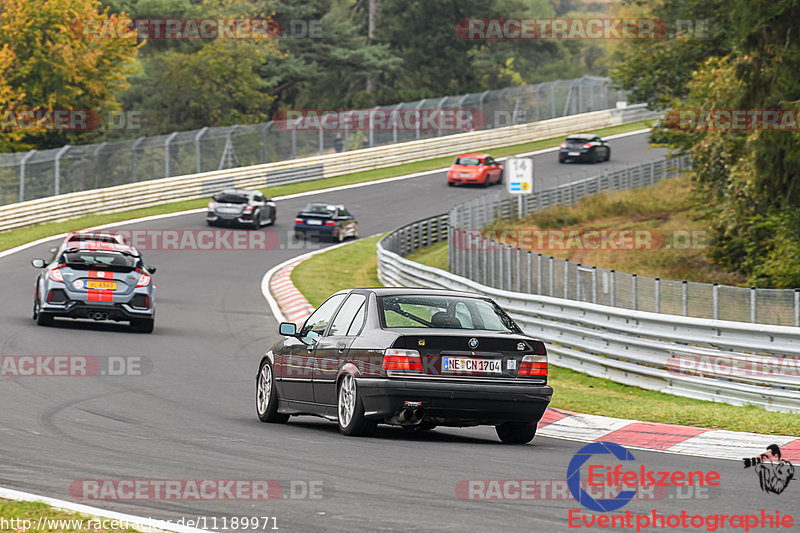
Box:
[356,378,552,425]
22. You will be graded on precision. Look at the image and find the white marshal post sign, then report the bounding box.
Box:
[506,156,533,218]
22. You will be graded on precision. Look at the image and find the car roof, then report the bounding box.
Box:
[66,231,125,244]
[455,153,490,159]
[339,287,486,299]
[566,133,596,140]
[303,202,344,209]
[215,188,257,197]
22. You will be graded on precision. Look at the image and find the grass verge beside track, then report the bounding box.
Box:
[291,236,800,436]
[0,120,653,252]
[0,499,141,532]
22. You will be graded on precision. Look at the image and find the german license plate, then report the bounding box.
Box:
[87,280,117,290]
[306,219,323,225]
[218,207,239,214]
[459,173,472,177]
[442,357,501,374]
[568,151,580,156]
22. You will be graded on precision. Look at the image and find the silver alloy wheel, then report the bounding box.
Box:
[257,364,272,416]
[338,374,356,428]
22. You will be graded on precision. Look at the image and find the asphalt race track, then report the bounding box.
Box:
[1,134,794,531]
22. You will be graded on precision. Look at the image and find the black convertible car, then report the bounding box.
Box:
[256,287,552,443]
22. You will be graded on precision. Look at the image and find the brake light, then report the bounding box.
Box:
[383,349,423,372]
[48,266,65,282]
[584,142,592,148]
[325,220,336,226]
[208,201,216,209]
[135,269,151,287]
[294,218,304,224]
[518,354,547,377]
[244,205,254,213]
[560,142,567,147]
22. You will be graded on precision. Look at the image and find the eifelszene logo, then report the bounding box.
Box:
[743,444,795,495]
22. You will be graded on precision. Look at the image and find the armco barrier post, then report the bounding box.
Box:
[609,270,616,307]
[654,278,661,313]
[712,283,719,320]
[750,287,756,323]
[682,280,688,316]
[632,274,638,311]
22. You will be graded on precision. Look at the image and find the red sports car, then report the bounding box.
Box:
[447,153,503,187]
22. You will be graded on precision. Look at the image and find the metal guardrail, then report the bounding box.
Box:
[377,157,800,412]
[0,106,656,233]
[1,76,623,205]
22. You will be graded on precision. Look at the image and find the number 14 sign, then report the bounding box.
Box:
[506,156,533,195]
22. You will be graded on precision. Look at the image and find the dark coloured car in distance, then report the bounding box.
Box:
[207,189,276,228]
[558,133,611,163]
[31,236,157,332]
[256,287,552,443]
[294,203,358,242]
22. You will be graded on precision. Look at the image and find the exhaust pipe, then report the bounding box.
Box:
[398,407,425,425]
[88,312,108,321]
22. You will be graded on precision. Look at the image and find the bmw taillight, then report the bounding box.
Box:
[518,354,547,377]
[325,220,336,226]
[383,349,423,373]
[48,266,65,283]
[135,269,151,287]
[294,218,303,224]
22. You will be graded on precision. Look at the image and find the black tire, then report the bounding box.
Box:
[497,169,504,185]
[590,150,599,164]
[251,210,261,229]
[256,360,289,423]
[132,318,154,333]
[206,220,216,227]
[495,422,537,444]
[36,310,53,326]
[605,148,611,162]
[482,174,491,188]
[267,208,276,226]
[337,374,376,437]
[447,181,455,187]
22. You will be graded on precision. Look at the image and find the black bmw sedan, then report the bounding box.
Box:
[256,288,552,444]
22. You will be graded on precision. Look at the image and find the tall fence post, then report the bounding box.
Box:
[19,150,36,202]
[654,278,660,313]
[712,283,719,320]
[632,274,638,311]
[795,289,799,328]
[164,131,178,178]
[682,280,688,316]
[54,145,70,196]
[591,266,597,304]
[609,270,615,307]
[195,126,208,173]
[750,287,756,323]
[563,260,569,299]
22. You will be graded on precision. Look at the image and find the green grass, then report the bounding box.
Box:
[0,119,653,252]
[293,236,800,436]
[0,499,141,532]
[290,235,383,307]
[482,174,746,285]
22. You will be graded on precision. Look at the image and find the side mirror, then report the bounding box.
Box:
[279,322,297,336]
[146,266,157,274]
[31,258,46,268]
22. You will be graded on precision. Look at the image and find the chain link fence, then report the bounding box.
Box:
[0,76,623,206]
[384,156,800,327]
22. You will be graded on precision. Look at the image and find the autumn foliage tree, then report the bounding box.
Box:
[0,0,139,151]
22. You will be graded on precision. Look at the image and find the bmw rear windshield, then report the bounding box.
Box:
[214,193,249,203]
[63,251,138,271]
[301,204,337,216]
[379,294,521,332]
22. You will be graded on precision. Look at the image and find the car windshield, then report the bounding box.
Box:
[379,295,520,332]
[302,204,337,216]
[214,193,249,204]
[455,157,481,166]
[63,251,137,269]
